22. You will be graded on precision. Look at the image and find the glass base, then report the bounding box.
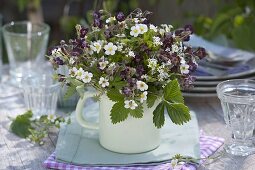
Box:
[224,143,255,156]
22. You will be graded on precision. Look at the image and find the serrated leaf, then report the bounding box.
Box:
[107,88,124,102]
[111,76,126,89]
[164,79,184,103]
[153,101,165,128]
[110,102,129,124]
[165,102,191,125]
[10,110,33,138]
[147,93,158,108]
[129,105,143,118]
[64,85,76,100]
[69,78,84,87]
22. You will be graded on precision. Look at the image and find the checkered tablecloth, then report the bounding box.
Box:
[43,133,224,170]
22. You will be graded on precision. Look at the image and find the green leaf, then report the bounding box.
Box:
[147,93,158,108]
[69,78,84,87]
[110,102,129,124]
[64,85,77,100]
[164,79,184,103]
[10,110,33,138]
[165,102,191,125]
[153,101,165,128]
[111,76,127,89]
[107,88,124,102]
[129,105,143,118]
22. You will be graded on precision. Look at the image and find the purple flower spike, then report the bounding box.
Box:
[104,29,112,39]
[193,47,207,59]
[122,87,132,96]
[80,27,89,37]
[54,57,64,65]
[93,11,101,19]
[94,18,103,28]
[115,12,125,22]
[184,24,194,34]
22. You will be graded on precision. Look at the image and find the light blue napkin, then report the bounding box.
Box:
[55,101,200,166]
[188,34,255,61]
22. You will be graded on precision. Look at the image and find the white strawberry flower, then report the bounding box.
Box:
[171,44,179,53]
[136,80,148,91]
[99,60,109,70]
[69,58,75,65]
[180,64,190,75]
[47,114,57,123]
[140,91,148,103]
[99,77,109,88]
[152,36,163,46]
[128,51,135,57]
[91,41,102,54]
[130,25,141,37]
[138,24,148,34]
[149,24,157,32]
[69,67,78,77]
[76,68,86,80]
[82,71,93,83]
[104,42,117,55]
[133,18,139,23]
[124,100,138,110]
[180,57,186,64]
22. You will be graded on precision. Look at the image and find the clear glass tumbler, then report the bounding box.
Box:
[2,21,50,86]
[22,74,60,117]
[217,79,255,156]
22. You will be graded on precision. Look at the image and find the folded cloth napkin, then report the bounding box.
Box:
[188,35,255,61]
[43,133,224,170]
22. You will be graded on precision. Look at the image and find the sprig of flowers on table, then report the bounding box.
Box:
[9,110,71,145]
[49,9,206,128]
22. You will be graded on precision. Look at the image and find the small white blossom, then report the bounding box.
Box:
[76,68,85,80]
[124,100,138,110]
[148,58,158,71]
[133,18,139,23]
[117,43,123,51]
[136,81,148,91]
[128,51,135,57]
[69,58,75,64]
[130,25,141,37]
[99,77,109,88]
[149,24,157,32]
[180,64,190,74]
[104,42,117,55]
[159,28,165,35]
[138,24,148,34]
[152,36,163,46]
[90,41,102,54]
[106,16,116,23]
[48,114,56,123]
[180,57,186,64]
[140,91,148,103]
[165,47,171,52]
[165,60,172,66]
[82,71,93,83]
[69,67,78,77]
[51,48,62,56]
[109,62,116,68]
[171,44,180,53]
[99,60,109,70]
[141,74,149,80]
[170,159,178,169]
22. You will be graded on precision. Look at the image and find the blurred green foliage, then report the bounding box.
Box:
[192,0,255,52]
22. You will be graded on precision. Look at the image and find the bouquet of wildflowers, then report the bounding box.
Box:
[49,9,206,128]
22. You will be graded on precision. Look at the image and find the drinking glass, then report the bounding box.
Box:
[217,79,255,156]
[22,74,60,117]
[2,21,50,86]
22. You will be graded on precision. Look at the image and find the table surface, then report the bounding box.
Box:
[1,83,255,170]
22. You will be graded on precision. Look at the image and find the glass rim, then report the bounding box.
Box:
[21,75,60,89]
[217,79,255,99]
[2,21,50,36]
